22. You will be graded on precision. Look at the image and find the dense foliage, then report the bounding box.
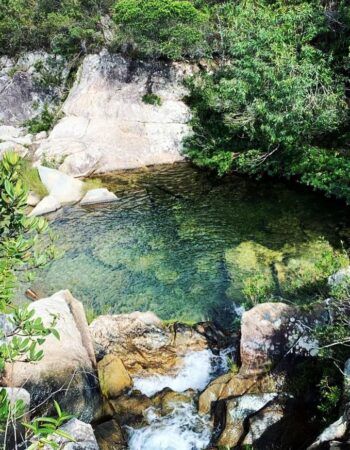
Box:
[113,0,209,59]
[184,0,350,202]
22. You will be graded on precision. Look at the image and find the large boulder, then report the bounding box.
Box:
[240,302,319,376]
[35,51,194,176]
[37,165,84,204]
[89,311,209,376]
[3,290,101,422]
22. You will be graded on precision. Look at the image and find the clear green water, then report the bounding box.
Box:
[27,163,350,326]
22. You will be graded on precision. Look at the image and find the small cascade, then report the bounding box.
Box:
[127,349,230,450]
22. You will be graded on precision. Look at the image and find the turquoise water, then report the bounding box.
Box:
[27,163,350,325]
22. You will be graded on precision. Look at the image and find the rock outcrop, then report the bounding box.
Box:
[97,354,133,399]
[35,51,193,175]
[89,311,211,376]
[0,52,68,126]
[3,290,101,422]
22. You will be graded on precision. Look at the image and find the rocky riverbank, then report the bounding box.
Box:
[2,284,350,449]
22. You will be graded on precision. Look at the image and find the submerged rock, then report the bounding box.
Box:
[80,188,118,205]
[3,290,101,422]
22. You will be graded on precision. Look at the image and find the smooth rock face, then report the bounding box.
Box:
[36,51,193,175]
[0,52,68,126]
[38,165,84,204]
[29,194,61,216]
[98,354,133,398]
[27,191,41,207]
[89,312,208,376]
[80,188,118,205]
[44,418,99,450]
[240,302,319,376]
[4,290,100,422]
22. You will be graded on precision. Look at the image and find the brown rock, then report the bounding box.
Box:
[94,419,126,450]
[98,354,133,399]
[90,312,208,377]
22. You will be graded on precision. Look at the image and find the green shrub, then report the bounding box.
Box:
[20,159,48,197]
[113,0,209,59]
[142,93,162,106]
[26,104,55,134]
[184,0,350,202]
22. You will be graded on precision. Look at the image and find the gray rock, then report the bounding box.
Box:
[29,195,61,216]
[4,290,101,422]
[307,414,348,449]
[328,266,350,286]
[0,125,24,140]
[60,150,101,177]
[36,51,194,175]
[0,52,69,127]
[38,165,84,204]
[80,188,118,205]
[44,419,99,450]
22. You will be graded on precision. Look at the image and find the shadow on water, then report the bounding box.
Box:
[24,163,350,328]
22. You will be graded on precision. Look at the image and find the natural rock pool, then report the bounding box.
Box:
[28,163,350,326]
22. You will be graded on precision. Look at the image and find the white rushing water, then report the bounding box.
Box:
[128,349,230,450]
[133,349,228,397]
[128,402,212,450]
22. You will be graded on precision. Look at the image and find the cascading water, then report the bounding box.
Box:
[127,349,230,450]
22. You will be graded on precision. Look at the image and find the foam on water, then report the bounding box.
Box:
[127,403,212,450]
[133,349,228,397]
[128,349,230,450]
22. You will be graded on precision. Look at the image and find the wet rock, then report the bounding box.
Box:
[28,194,61,216]
[94,419,126,450]
[109,392,153,426]
[217,393,278,448]
[44,418,99,450]
[98,354,133,399]
[3,290,101,422]
[38,165,84,204]
[36,51,194,175]
[151,388,196,416]
[89,311,208,376]
[80,188,118,205]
